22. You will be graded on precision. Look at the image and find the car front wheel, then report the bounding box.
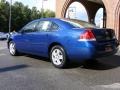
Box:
[9,41,18,56]
[50,45,67,68]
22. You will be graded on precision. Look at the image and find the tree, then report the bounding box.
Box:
[0,0,55,32]
[0,0,9,32]
[44,9,55,18]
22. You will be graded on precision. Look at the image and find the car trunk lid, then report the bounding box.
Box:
[91,28,115,42]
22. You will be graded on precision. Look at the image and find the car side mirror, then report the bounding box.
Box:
[18,29,25,34]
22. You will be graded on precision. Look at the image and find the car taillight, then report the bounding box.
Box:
[79,29,96,41]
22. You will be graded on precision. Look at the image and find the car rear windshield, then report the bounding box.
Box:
[62,19,98,28]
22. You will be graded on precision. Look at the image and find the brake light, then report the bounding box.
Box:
[79,29,96,41]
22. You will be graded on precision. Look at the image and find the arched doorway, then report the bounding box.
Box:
[94,7,107,28]
[61,0,107,25]
[115,1,120,40]
[95,8,103,28]
[65,1,88,22]
[117,14,120,41]
[119,14,120,30]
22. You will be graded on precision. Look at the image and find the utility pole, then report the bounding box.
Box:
[41,0,44,18]
[41,0,47,18]
[9,0,12,34]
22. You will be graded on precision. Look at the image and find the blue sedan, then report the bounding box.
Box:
[8,18,119,68]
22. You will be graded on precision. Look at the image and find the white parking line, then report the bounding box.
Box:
[94,83,120,89]
[0,47,7,50]
[0,53,6,56]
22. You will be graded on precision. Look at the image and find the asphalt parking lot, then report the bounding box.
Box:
[0,41,120,90]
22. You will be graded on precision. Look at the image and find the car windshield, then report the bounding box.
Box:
[62,19,98,28]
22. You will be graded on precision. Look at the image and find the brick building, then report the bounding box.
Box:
[56,0,120,40]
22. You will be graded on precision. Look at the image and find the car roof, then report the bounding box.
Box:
[32,18,96,29]
[33,18,60,22]
[39,18,60,21]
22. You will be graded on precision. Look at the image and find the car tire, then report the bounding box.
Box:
[9,41,19,56]
[50,45,68,69]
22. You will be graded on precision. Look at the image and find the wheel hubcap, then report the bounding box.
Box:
[9,43,15,55]
[52,49,64,65]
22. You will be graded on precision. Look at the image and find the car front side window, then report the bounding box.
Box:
[21,20,38,33]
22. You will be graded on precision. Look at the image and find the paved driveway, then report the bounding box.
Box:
[0,41,120,90]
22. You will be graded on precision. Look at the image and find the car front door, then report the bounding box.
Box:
[15,20,39,53]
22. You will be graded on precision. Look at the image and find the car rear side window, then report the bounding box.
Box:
[50,22,59,31]
[36,21,52,32]
[36,21,59,32]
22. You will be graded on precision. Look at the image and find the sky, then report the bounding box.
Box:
[6,0,103,26]
[6,0,56,11]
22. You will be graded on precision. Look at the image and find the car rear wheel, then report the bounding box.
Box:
[9,41,18,56]
[50,45,67,68]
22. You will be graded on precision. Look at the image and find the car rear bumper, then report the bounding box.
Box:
[65,39,119,62]
[67,46,118,62]
[94,47,118,58]
[67,46,95,62]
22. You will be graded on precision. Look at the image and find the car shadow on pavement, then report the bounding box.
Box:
[22,54,120,70]
[24,54,50,62]
[0,64,29,73]
[24,54,83,69]
[82,55,120,70]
